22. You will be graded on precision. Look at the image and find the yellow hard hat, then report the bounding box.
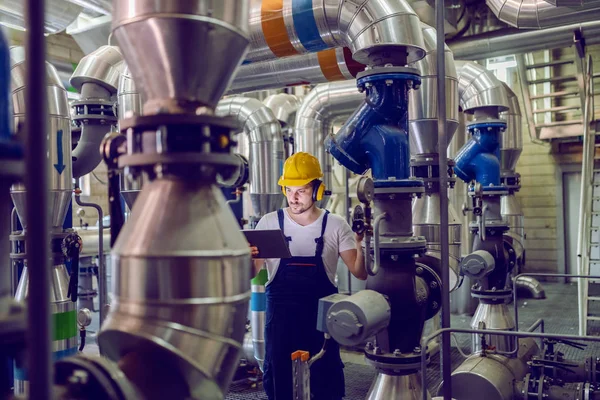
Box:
[278,152,323,189]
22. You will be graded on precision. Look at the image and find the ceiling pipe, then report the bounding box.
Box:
[247,0,425,66]
[263,93,301,158]
[0,0,82,34]
[228,47,365,94]
[486,0,600,29]
[294,80,364,208]
[69,45,123,178]
[215,97,285,219]
[448,21,600,60]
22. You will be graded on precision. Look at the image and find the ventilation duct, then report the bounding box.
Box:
[0,0,82,34]
[486,0,600,29]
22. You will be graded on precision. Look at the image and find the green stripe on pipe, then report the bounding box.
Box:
[53,310,77,341]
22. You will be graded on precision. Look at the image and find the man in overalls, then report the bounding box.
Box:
[252,152,367,400]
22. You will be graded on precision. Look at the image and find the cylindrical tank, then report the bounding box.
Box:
[443,337,539,400]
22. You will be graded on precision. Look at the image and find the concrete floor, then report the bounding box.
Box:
[81,281,597,400]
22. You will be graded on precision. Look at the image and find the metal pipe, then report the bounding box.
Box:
[486,0,600,29]
[526,318,544,333]
[215,97,284,218]
[74,181,105,327]
[421,327,600,400]
[0,0,82,34]
[371,213,387,277]
[436,2,451,399]
[24,0,51,397]
[448,21,600,60]
[246,0,425,66]
[228,47,364,95]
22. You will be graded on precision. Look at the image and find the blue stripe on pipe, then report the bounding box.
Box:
[14,347,78,381]
[292,0,328,52]
[251,291,266,312]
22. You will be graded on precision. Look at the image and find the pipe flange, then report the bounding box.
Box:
[377,236,427,252]
[118,152,245,170]
[364,349,429,372]
[500,173,521,192]
[468,186,509,197]
[415,262,443,319]
[357,66,420,85]
[466,120,506,131]
[470,288,512,300]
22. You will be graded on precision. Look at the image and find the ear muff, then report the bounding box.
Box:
[312,180,325,202]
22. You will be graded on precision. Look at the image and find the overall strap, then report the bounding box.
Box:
[314,210,330,257]
[277,209,292,245]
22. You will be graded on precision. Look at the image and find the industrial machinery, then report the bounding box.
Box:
[9,45,79,395]
[453,61,515,353]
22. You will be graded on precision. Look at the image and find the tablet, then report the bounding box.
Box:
[243,229,292,259]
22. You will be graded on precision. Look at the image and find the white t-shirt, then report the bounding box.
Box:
[255,208,356,286]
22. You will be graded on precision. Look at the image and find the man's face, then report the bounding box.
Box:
[285,183,314,214]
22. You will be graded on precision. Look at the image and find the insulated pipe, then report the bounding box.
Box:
[228,47,365,94]
[448,21,600,60]
[0,0,82,34]
[216,97,285,218]
[263,93,301,159]
[499,84,522,174]
[246,0,425,66]
[455,61,510,115]
[294,80,364,203]
[486,0,600,29]
[70,45,123,178]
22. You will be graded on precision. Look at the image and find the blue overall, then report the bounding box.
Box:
[263,209,345,400]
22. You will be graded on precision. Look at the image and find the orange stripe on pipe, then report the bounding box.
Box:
[317,49,345,81]
[261,0,299,58]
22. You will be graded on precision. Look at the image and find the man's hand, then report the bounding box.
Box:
[250,245,260,258]
[355,232,364,244]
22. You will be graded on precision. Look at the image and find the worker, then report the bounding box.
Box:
[251,152,367,400]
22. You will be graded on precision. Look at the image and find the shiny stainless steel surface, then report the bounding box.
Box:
[242,331,259,368]
[112,1,250,114]
[448,337,539,400]
[367,372,430,400]
[501,195,524,239]
[250,302,265,370]
[228,47,361,94]
[9,46,72,230]
[70,45,124,93]
[263,93,301,128]
[455,61,510,114]
[448,21,600,60]
[216,97,284,218]
[0,0,82,34]
[98,178,251,400]
[117,65,143,119]
[500,84,522,173]
[486,0,600,28]
[409,23,459,155]
[246,0,425,65]
[515,276,545,299]
[470,302,516,353]
[295,80,364,206]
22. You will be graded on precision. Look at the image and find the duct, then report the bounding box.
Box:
[246,0,425,66]
[215,97,284,218]
[294,80,364,207]
[486,0,600,29]
[70,45,123,178]
[228,47,364,95]
[409,22,459,156]
[263,93,301,159]
[456,61,510,115]
[111,1,250,114]
[448,22,600,60]
[0,0,82,34]
[97,2,253,399]
[9,46,72,231]
[499,84,522,173]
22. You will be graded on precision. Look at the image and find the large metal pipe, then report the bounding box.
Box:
[0,0,82,34]
[246,0,425,66]
[216,97,284,218]
[263,93,301,159]
[23,0,51,397]
[70,45,123,178]
[486,0,600,29]
[294,80,364,207]
[228,47,364,94]
[448,21,600,60]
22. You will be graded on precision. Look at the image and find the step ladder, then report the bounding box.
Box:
[576,55,597,335]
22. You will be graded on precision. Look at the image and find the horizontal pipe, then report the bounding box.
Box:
[228,47,364,94]
[246,0,425,66]
[486,0,600,29]
[448,21,600,60]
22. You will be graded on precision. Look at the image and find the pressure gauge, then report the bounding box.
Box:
[356,176,374,204]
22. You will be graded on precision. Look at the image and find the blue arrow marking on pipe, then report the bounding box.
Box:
[54,129,65,174]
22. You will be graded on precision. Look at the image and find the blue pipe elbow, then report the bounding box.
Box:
[325,73,420,182]
[454,122,505,187]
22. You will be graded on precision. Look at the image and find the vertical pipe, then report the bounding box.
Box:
[436,1,452,399]
[24,0,51,397]
[344,168,352,294]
